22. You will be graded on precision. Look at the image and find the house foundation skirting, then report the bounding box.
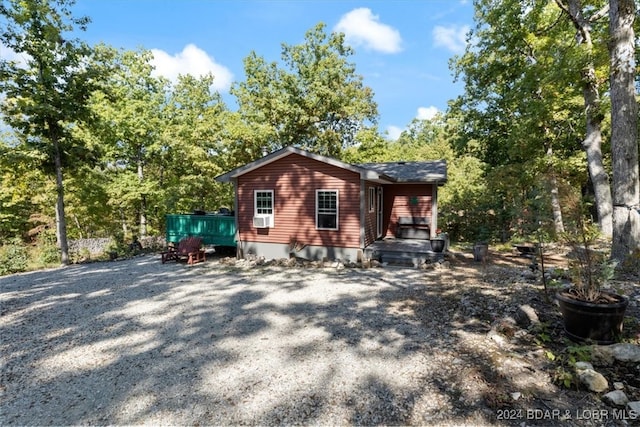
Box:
[239,241,361,263]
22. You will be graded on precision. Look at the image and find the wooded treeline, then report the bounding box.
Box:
[1,0,638,268]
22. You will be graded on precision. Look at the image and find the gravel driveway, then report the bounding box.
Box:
[1,254,635,426]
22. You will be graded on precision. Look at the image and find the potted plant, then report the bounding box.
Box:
[555,213,629,345]
[430,229,446,253]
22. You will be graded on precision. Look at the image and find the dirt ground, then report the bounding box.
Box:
[425,247,640,423]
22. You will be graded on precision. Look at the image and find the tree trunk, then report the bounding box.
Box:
[559,0,614,237]
[550,174,565,235]
[546,146,565,235]
[138,160,147,237]
[120,208,128,236]
[73,214,84,239]
[52,133,69,265]
[609,0,640,262]
[140,195,147,238]
[582,77,613,237]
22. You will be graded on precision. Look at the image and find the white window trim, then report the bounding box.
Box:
[254,189,274,227]
[316,189,339,230]
[368,187,375,213]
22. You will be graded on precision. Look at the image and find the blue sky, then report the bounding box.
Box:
[12,0,475,140]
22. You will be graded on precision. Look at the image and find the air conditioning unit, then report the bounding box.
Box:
[253,216,271,228]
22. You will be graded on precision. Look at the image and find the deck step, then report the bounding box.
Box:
[380,253,426,267]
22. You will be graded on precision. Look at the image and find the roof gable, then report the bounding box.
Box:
[215,146,446,184]
[215,146,392,183]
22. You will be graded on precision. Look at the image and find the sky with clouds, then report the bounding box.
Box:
[4,0,473,140]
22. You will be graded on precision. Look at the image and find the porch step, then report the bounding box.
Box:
[380,253,427,267]
[365,238,446,268]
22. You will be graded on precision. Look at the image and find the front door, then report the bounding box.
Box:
[376,187,383,238]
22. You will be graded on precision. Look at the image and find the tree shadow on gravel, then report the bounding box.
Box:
[1,256,258,424]
[1,252,635,426]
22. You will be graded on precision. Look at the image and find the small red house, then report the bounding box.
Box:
[215,146,447,262]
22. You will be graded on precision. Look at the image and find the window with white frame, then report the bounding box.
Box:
[368,187,375,212]
[254,190,274,225]
[316,190,338,230]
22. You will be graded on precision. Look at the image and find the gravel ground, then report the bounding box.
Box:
[1,252,638,426]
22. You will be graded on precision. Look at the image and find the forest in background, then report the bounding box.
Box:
[0,0,638,272]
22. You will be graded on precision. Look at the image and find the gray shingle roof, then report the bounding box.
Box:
[357,160,447,183]
[215,146,447,184]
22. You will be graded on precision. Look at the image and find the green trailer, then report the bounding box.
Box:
[165,214,236,247]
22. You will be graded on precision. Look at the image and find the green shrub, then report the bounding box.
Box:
[549,343,592,389]
[104,234,129,260]
[0,238,29,275]
[74,247,91,263]
[35,230,60,265]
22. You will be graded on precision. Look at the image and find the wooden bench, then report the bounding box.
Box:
[396,216,431,240]
[161,236,206,265]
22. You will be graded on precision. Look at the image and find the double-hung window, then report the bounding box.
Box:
[254,190,274,227]
[316,190,338,230]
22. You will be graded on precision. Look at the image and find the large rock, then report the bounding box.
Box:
[602,390,629,408]
[592,343,640,365]
[575,362,609,393]
[627,401,640,416]
[608,343,640,362]
[514,304,539,328]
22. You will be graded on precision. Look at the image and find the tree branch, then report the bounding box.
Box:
[554,0,593,46]
[589,4,610,22]
[554,0,571,16]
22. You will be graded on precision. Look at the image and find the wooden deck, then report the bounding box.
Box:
[364,238,446,267]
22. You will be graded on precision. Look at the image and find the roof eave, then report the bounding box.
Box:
[391,175,447,184]
[362,170,396,183]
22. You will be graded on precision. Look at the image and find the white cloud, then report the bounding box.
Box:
[417,106,440,120]
[433,24,470,53]
[150,44,233,91]
[386,125,403,140]
[334,8,402,54]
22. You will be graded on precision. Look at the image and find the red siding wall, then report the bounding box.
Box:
[383,184,433,238]
[236,154,361,249]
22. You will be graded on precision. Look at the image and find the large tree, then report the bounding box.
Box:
[162,73,230,213]
[554,0,613,237]
[608,0,639,263]
[451,0,589,238]
[89,48,167,237]
[0,0,101,264]
[0,131,46,239]
[90,49,232,234]
[232,23,378,159]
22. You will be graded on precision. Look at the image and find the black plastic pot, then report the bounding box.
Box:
[430,239,445,253]
[556,290,629,345]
